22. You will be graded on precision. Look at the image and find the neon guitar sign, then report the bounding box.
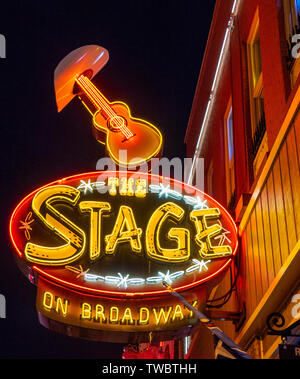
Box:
[8,46,238,343]
[54,46,163,167]
[75,73,162,166]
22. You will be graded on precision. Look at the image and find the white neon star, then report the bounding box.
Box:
[157,270,184,284]
[149,184,182,200]
[183,195,208,209]
[193,197,208,209]
[116,273,130,288]
[65,265,90,278]
[77,179,94,194]
[157,184,171,198]
[158,270,172,284]
[214,229,231,246]
[185,259,211,273]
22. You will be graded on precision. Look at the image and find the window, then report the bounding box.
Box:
[224,99,235,207]
[247,10,267,174]
[283,0,300,85]
[283,0,300,37]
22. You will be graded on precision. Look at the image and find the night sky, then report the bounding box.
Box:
[0,0,215,359]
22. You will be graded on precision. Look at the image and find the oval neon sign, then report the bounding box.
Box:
[9,171,238,298]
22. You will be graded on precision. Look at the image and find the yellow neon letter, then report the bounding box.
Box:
[135,179,147,198]
[43,291,53,311]
[110,306,119,323]
[95,304,106,323]
[119,177,134,196]
[55,297,68,317]
[190,208,232,259]
[138,307,150,325]
[172,304,184,321]
[105,206,142,254]
[108,177,119,196]
[79,201,111,260]
[153,307,173,325]
[25,185,86,266]
[121,307,134,324]
[188,300,198,318]
[146,202,190,262]
[81,303,91,319]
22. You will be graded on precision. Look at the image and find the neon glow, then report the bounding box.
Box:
[187,0,241,184]
[24,185,87,266]
[19,211,34,240]
[146,202,191,263]
[74,75,163,167]
[23,184,230,265]
[105,205,143,255]
[76,75,134,140]
[42,291,68,317]
[77,179,106,194]
[191,208,232,259]
[40,294,198,326]
[9,171,238,298]
[77,259,211,288]
[149,184,208,209]
[35,277,204,339]
[79,201,111,260]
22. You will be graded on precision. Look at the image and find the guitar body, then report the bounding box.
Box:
[92,102,163,167]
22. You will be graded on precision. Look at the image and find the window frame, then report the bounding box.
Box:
[283,0,300,85]
[246,9,265,140]
[283,0,300,37]
[224,98,235,206]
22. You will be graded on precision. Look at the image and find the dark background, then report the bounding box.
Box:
[0,0,215,359]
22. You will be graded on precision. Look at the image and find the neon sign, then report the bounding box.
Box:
[35,276,203,342]
[10,171,238,342]
[54,46,163,168]
[39,285,199,327]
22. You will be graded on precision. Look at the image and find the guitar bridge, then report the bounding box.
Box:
[122,133,136,143]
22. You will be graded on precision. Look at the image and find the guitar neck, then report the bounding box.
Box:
[76,75,115,119]
[76,74,134,140]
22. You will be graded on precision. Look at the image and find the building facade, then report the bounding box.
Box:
[185,0,300,359]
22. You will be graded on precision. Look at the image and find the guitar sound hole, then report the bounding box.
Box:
[107,116,127,132]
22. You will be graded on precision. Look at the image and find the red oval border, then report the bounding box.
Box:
[9,171,238,297]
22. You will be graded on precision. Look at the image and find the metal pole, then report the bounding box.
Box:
[162,281,252,359]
